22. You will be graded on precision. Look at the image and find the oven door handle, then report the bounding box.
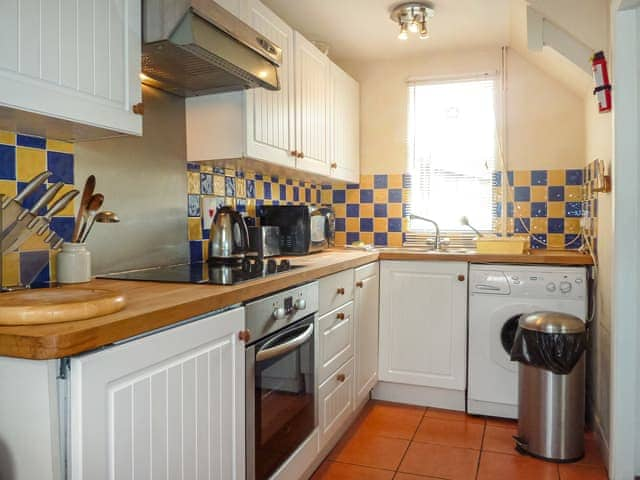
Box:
[256,324,314,363]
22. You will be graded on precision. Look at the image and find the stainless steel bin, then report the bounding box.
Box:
[514,312,586,462]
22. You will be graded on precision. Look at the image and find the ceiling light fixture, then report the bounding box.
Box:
[391,2,435,41]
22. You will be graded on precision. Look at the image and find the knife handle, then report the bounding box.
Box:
[30,189,80,231]
[18,182,64,220]
[6,171,52,208]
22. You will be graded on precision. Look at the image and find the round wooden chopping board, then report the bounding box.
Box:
[0,288,126,325]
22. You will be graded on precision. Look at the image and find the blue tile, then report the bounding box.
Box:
[213,166,225,175]
[388,218,402,232]
[190,240,203,262]
[0,145,16,179]
[246,179,255,198]
[225,176,235,197]
[374,203,387,217]
[256,199,264,208]
[566,169,583,185]
[245,217,256,227]
[495,202,502,218]
[236,199,246,213]
[374,175,388,189]
[271,175,279,183]
[17,183,47,215]
[286,201,294,206]
[507,171,514,186]
[236,170,245,179]
[531,170,548,185]
[279,184,286,201]
[531,234,547,249]
[347,183,359,189]
[188,194,200,217]
[310,184,317,189]
[50,217,75,242]
[316,190,321,203]
[200,173,213,195]
[402,174,412,188]
[360,218,373,232]
[19,250,49,285]
[299,180,305,187]
[402,203,411,217]
[565,202,582,217]
[321,183,332,190]
[346,232,360,244]
[202,228,210,240]
[346,204,359,217]
[548,186,564,201]
[305,189,311,202]
[507,202,514,217]
[531,202,547,217]
[335,218,346,232]
[254,173,263,180]
[492,171,502,187]
[17,134,46,149]
[374,232,387,246]
[333,190,346,203]
[548,218,564,233]
[514,186,530,202]
[514,217,530,233]
[565,234,582,249]
[360,189,373,203]
[285,178,293,185]
[264,182,272,199]
[47,151,74,184]
[31,262,51,288]
[293,186,299,202]
[388,189,403,203]
[594,199,598,216]
[272,200,280,206]
[187,162,200,172]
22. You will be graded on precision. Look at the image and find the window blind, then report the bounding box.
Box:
[407,78,497,236]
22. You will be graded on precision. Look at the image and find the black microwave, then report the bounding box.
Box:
[259,205,334,255]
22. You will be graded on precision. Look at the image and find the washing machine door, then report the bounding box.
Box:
[489,304,540,373]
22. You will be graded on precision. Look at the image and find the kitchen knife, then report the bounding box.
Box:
[72,175,96,242]
[33,189,80,236]
[1,182,64,253]
[1,171,52,233]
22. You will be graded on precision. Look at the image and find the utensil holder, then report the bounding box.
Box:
[56,243,91,284]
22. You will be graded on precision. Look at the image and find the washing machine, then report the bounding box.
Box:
[467,264,588,419]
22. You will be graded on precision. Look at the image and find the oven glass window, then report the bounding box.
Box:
[254,322,315,480]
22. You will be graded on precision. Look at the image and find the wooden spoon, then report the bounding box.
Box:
[78,193,104,243]
[72,175,96,242]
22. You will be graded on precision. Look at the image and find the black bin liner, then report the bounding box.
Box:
[510,326,586,375]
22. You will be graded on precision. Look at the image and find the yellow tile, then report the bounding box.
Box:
[388,203,402,217]
[506,218,515,233]
[359,175,373,189]
[388,232,403,247]
[0,180,17,199]
[50,184,77,216]
[255,181,264,198]
[202,240,209,259]
[49,251,57,283]
[346,218,359,232]
[548,233,565,248]
[2,252,20,286]
[402,189,411,203]
[224,197,235,208]
[514,171,529,186]
[236,178,246,198]
[548,202,564,217]
[247,199,256,217]
[565,186,582,201]
[360,204,373,217]
[531,186,547,202]
[334,231,346,246]
[187,172,200,194]
[188,218,202,241]
[286,185,293,201]
[530,217,547,234]
[514,202,530,217]
[333,204,346,218]
[16,147,46,181]
[321,189,332,205]
[346,189,359,203]
[0,131,16,145]
[374,189,387,203]
[357,232,371,245]
[224,168,235,177]
[548,170,564,186]
[20,233,49,251]
[213,175,225,196]
[388,174,403,189]
[565,218,581,234]
[333,182,346,190]
[374,218,387,232]
[493,186,503,202]
[245,170,255,181]
[46,139,73,153]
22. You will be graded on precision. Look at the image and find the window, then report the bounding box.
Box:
[408,77,497,233]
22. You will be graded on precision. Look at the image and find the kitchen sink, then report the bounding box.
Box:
[375,246,476,254]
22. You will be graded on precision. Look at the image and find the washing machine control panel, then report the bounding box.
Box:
[470,268,586,299]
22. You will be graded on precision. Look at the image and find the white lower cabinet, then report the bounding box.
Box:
[354,262,379,407]
[379,261,468,391]
[318,358,355,450]
[317,302,354,384]
[69,307,245,480]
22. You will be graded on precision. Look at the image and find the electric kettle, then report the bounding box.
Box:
[208,206,250,260]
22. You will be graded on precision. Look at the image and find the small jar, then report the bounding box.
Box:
[56,243,91,284]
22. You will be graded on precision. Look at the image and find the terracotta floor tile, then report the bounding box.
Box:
[482,426,519,455]
[559,464,609,480]
[311,461,395,480]
[413,417,484,449]
[575,435,605,466]
[329,430,410,471]
[485,416,518,429]
[424,407,485,424]
[393,473,442,480]
[477,451,559,480]
[351,401,425,440]
[398,442,480,480]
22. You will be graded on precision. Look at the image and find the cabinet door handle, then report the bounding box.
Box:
[297,152,304,158]
[355,281,363,288]
[336,373,346,382]
[337,287,345,295]
[336,312,345,320]
[458,274,465,282]
[238,330,251,342]
[330,162,337,169]
[290,150,298,157]
[132,102,144,115]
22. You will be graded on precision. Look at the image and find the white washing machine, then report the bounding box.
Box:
[467,264,588,419]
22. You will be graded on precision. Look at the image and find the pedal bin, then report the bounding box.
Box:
[511,312,586,462]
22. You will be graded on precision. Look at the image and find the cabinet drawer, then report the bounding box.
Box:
[317,302,354,384]
[318,358,354,450]
[319,269,354,315]
[355,262,378,282]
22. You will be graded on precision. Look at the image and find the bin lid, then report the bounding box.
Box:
[519,311,585,334]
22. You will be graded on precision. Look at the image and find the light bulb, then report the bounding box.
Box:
[408,20,419,33]
[419,21,429,39]
[398,23,408,40]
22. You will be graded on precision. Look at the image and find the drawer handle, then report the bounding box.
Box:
[356,281,363,288]
[330,162,337,169]
[238,330,251,342]
[290,150,298,157]
[336,373,346,382]
[132,102,144,115]
[336,312,345,320]
[298,152,305,158]
[458,274,465,282]
[337,287,345,295]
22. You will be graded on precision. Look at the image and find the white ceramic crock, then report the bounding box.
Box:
[56,243,91,284]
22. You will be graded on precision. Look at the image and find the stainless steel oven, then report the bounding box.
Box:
[245,282,319,480]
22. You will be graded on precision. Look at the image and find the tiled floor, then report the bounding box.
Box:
[312,401,608,480]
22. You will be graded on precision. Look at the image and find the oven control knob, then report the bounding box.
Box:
[559,281,572,294]
[294,298,306,311]
[545,282,556,292]
[272,307,286,320]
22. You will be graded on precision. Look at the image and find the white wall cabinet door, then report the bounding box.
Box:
[69,307,245,480]
[329,63,360,183]
[294,32,330,176]
[216,0,249,22]
[245,0,296,168]
[0,0,142,138]
[354,262,379,406]
[379,261,468,391]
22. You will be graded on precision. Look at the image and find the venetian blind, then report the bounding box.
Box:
[408,77,497,234]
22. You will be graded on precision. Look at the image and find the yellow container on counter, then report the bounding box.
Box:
[475,237,528,254]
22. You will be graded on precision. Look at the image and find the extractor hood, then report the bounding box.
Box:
[142,0,282,96]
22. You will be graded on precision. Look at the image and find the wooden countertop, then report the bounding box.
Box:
[0,248,592,360]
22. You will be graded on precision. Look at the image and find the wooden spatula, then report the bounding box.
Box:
[72,175,96,242]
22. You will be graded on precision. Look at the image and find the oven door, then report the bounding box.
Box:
[246,315,317,480]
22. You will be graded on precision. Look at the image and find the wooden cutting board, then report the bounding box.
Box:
[0,288,126,325]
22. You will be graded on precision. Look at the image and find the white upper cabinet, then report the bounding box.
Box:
[216,0,249,22]
[330,63,360,183]
[0,0,143,139]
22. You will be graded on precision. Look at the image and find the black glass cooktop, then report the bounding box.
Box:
[99,258,301,286]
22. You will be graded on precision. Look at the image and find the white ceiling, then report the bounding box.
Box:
[261,0,511,62]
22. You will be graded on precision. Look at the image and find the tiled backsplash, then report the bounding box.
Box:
[0,131,75,287]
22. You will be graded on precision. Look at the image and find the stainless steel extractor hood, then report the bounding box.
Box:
[142,0,282,96]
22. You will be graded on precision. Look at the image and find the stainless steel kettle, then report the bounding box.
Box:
[208,206,250,260]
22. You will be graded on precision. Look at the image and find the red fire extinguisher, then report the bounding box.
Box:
[592,51,612,113]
